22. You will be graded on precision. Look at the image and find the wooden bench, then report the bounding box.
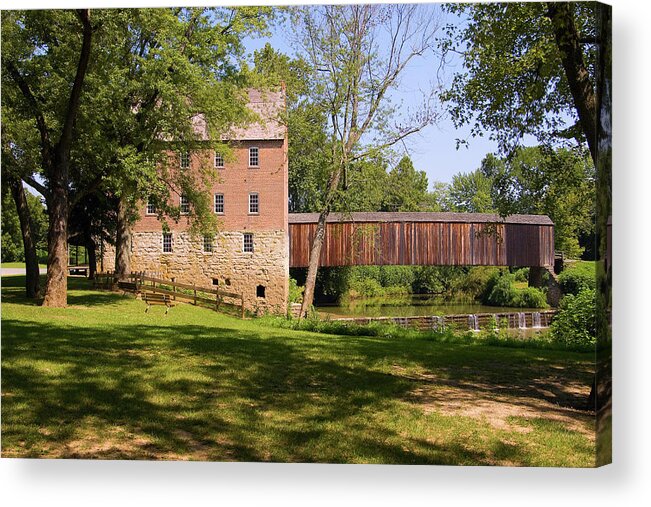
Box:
[143,292,174,314]
[68,265,89,277]
[117,281,140,295]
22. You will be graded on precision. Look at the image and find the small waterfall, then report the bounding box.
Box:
[532,312,542,328]
[468,314,480,332]
[431,316,445,331]
[517,312,527,329]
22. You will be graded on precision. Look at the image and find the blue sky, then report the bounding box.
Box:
[242,7,503,187]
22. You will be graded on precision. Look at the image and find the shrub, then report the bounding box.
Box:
[513,268,530,283]
[288,277,304,304]
[379,265,416,288]
[558,261,596,296]
[482,272,547,308]
[513,287,548,308]
[348,277,384,298]
[485,273,518,306]
[550,288,596,348]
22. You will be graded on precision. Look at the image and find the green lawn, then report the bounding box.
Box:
[1,275,596,465]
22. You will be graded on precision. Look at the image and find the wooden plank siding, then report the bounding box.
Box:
[288,213,554,268]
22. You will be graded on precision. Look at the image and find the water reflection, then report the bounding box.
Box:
[317,295,545,319]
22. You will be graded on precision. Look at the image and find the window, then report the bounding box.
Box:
[243,233,254,253]
[146,197,156,215]
[249,147,259,167]
[180,195,189,214]
[162,232,173,253]
[248,192,259,214]
[180,151,190,169]
[214,193,224,214]
[256,285,266,298]
[203,235,213,253]
[214,151,224,168]
[212,278,219,286]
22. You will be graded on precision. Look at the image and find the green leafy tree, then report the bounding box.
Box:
[487,146,595,258]
[2,9,94,306]
[1,188,47,263]
[447,169,495,213]
[83,7,275,281]
[382,156,430,212]
[428,181,453,212]
[336,156,389,213]
[442,2,606,165]
[292,4,444,317]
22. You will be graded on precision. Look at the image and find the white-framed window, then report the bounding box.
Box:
[180,195,190,214]
[146,197,156,215]
[249,146,259,167]
[180,151,190,169]
[214,151,224,168]
[203,235,214,253]
[162,232,173,253]
[248,192,259,214]
[243,233,254,253]
[214,193,224,214]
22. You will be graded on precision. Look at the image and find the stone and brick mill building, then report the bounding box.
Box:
[102,89,290,313]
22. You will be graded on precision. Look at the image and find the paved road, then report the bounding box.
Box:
[1,268,47,276]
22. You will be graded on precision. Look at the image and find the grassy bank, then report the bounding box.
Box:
[1,275,596,465]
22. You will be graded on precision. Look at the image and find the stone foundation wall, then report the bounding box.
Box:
[101,230,288,314]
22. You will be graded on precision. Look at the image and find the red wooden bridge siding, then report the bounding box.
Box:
[288,213,554,268]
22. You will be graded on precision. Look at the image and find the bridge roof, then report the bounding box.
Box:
[288,212,553,226]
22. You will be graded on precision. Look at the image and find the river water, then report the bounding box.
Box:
[316,295,544,319]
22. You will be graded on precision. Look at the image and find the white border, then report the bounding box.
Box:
[2,1,651,506]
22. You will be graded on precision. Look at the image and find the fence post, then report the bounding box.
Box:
[193,283,197,305]
[241,292,245,319]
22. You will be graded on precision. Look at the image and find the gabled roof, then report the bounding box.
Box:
[191,89,286,142]
[288,212,553,225]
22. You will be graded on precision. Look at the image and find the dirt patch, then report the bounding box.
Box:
[400,368,595,438]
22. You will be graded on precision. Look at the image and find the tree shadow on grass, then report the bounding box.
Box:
[1,275,127,307]
[2,308,595,465]
[3,318,480,464]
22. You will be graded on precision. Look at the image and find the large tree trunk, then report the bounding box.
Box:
[114,195,131,281]
[42,182,69,307]
[8,176,40,299]
[40,9,93,307]
[299,208,329,318]
[299,164,344,318]
[86,235,97,280]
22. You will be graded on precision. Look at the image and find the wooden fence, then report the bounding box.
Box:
[94,271,245,318]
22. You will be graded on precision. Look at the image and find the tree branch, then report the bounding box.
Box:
[5,61,52,158]
[22,174,51,201]
[57,9,93,159]
[546,2,597,164]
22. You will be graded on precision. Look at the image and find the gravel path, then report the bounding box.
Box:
[1,268,47,276]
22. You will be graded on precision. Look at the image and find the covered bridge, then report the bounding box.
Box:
[288,212,554,268]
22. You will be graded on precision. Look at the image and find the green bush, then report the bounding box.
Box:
[459,267,500,299]
[513,287,548,308]
[550,288,596,348]
[485,273,518,306]
[348,277,384,298]
[288,277,304,304]
[558,261,596,296]
[513,268,530,283]
[482,272,547,308]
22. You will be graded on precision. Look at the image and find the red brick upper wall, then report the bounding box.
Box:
[134,88,288,234]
